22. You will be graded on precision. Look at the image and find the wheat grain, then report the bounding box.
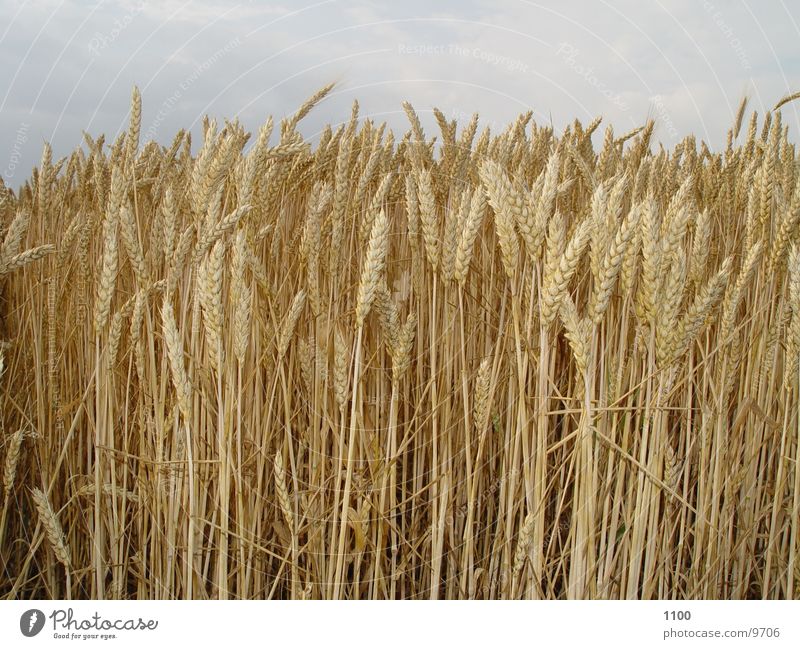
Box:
[455,188,487,286]
[273,450,294,527]
[479,160,519,277]
[416,169,440,270]
[2,429,24,499]
[161,297,192,422]
[541,218,591,326]
[590,204,640,324]
[473,357,492,432]
[278,290,306,358]
[94,199,120,333]
[30,487,71,569]
[355,209,389,328]
[559,295,590,376]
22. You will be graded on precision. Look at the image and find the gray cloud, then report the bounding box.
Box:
[1,0,798,186]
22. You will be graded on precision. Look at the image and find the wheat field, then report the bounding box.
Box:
[0,85,799,599]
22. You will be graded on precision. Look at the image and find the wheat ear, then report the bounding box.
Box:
[30,487,71,569]
[355,208,389,328]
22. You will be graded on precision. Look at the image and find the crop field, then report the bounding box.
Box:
[0,85,799,599]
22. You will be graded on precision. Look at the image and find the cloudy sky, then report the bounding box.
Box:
[1,0,799,185]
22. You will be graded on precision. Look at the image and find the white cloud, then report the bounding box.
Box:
[1,0,799,185]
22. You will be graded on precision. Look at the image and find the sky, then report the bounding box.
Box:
[1,0,799,186]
